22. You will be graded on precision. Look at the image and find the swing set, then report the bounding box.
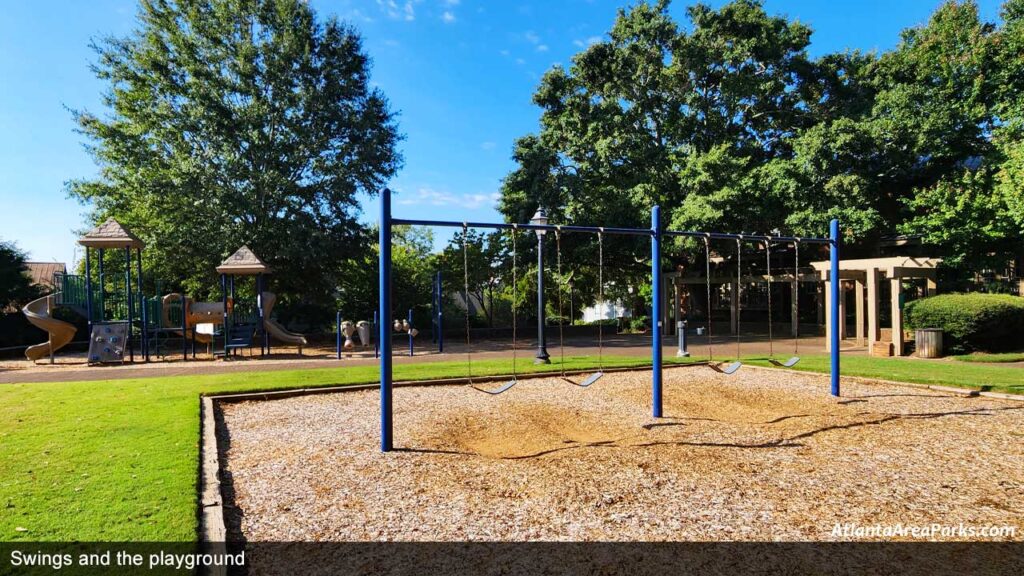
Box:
[377,188,841,452]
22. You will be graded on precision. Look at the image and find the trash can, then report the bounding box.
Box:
[916,328,943,358]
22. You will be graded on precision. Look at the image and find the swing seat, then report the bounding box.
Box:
[710,361,742,374]
[769,357,800,368]
[471,379,519,395]
[566,371,604,388]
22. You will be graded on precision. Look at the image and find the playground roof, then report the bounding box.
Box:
[810,256,942,280]
[78,218,145,249]
[25,262,67,288]
[216,245,270,275]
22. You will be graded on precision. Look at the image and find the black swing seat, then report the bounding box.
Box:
[471,379,519,395]
[769,357,800,368]
[710,361,742,375]
[564,371,604,387]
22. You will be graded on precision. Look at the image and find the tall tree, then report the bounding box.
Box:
[69,0,401,312]
[0,241,42,310]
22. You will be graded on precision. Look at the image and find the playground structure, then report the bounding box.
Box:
[20,221,307,364]
[376,188,842,452]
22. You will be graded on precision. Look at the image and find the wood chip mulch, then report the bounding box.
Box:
[217,368,1024,542]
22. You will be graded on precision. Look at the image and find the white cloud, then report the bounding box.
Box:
[442,0,460,6]
[573,36,602,48]
[536,44,548,52]
[397,187,500,210]
[499,49,510,56]
[515,58,526,65]
[442,10,455,23]
[480,141,496,150]
[524,30,541,45]
[376,0,417,21]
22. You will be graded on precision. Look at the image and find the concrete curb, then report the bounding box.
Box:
[198,396,227,576]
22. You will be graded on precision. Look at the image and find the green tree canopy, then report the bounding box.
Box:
[69,0,401,313]
[0,240,42,310]
[502,0,1024,300]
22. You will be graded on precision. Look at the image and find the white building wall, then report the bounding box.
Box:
[581,300,630,323]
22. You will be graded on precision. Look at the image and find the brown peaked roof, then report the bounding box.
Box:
[78,218,144,249]
[25,262,67,288]
[216,245,270,275]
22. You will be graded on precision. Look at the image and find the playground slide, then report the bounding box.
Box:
[261,291,307,347]
[22,294,77,361]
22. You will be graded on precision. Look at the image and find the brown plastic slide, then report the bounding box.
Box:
[23,294,77,361]
[261,291,307,349]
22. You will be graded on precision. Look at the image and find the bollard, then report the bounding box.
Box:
[373,310,379,359]
[676,320,690,357]
[407,308,415,357]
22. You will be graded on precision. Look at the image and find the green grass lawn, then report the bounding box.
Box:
[745,354,1024,393]
[1,352,1021,542]
[952,351,1024,363]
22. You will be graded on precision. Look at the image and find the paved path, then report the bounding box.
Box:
[0,333,860,384]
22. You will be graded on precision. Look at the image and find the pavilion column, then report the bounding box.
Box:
[837,280,847,340]
[891,277,904,356]
[730,280,739,334]
[867,267,880,352]
[926,278,937,296]
[790,276,798,337]
[855,278,865,346]
[824,278,832,352]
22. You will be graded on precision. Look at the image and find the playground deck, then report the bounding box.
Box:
[217,368,1024,544]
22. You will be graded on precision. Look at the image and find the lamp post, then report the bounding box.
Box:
[531,208,551,364]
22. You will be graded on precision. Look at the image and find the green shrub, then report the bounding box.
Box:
[904,293,1024,353]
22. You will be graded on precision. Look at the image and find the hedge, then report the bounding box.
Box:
[904,293,1024,354]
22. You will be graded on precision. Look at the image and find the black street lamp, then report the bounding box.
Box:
[531,208,551,364]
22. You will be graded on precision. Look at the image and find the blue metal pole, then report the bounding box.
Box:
[97,249,104,321]
[437,270,443,353]
[651,205,663,418]
[84,248,93,337]
[830,218,841,397]
[257,274,265,356]
[408,308,414,356]
[221,274,228,358]
[336,310,342,360]
[380,188,394,452]
[137,248,147,361]
[181,291,188,361]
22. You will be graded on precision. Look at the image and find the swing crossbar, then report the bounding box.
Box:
[392,218,833,244]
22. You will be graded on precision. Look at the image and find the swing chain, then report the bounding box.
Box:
[556,227,565,377]
[794,238,801,355]
[597,229,604,372]
[510,224,518,380]
[765,238,773,358]
[462,223,472,382]
[703,234,712,364]
[736,237,742,361]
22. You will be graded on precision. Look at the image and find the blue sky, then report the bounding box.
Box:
[0,0,1004,267]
